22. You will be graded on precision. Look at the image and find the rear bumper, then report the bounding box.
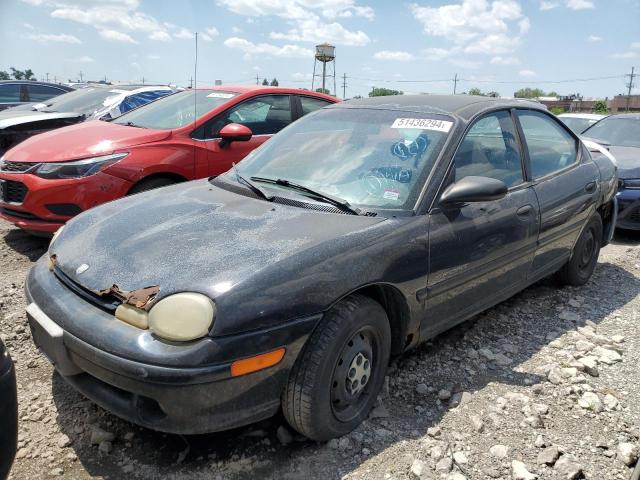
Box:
[616,189,640,231]
[25,260,319,434]
[0,171,132,233]
[0,343,17,480]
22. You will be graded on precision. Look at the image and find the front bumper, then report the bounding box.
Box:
[25,258,319,434]
[0,171,132,233]
[616,189,640,231]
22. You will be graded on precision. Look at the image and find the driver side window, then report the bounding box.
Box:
[200,95,292,139]
[453,110,524,188]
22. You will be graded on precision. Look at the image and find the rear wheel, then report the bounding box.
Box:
[128,176,179,195]
[557,213,602,286]
[282,294,391,441]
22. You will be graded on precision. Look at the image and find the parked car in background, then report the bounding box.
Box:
[0,337,17,480]
[0,85,175,155]
[583,113,640,230]
[0,85,337,234]
[0,80,73,111]
[557,112,606,134]
[26,95,617,441]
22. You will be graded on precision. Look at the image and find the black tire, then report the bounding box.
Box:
[128,177,178,195]
[282,294,391,441]
[557,213,603,286]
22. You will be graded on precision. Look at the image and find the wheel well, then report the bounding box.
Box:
[128,172,187,194]
[353,284,411,355]
[597,199,614,246]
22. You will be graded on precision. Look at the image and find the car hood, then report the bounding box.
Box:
[0,110,83,130]
[3,120,171,162]
[51,179,386,302]
[608,145,640,178]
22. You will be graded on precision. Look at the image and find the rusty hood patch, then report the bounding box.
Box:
[96,284,159,310]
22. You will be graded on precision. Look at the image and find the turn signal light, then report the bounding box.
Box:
[230,348,286,377]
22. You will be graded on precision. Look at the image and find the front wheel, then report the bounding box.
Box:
[557,213,602,286]
[282,294,391,441]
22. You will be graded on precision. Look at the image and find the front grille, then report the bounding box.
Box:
[0,161,39,173]
[2,180,28,203]
[629,208,640,224]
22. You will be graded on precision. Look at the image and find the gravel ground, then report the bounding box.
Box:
[1,217,639,480]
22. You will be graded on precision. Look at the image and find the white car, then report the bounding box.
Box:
[558,113,606,134]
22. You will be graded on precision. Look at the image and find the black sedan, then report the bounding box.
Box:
[582,113,640,230]
[25,95,617,441]
[0,80,72,111]
[0,337,17,479]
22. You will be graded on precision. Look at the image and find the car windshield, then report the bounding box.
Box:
[559,117,597,134]
[40,87,134,116]
[229,108,454,210]
[583,116,640,147]
[113,90,237,130]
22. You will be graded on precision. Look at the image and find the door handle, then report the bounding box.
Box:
[585,181,597,193]
[516,204,533,217]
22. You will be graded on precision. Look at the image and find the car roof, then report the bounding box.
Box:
[331,94,545,120]
[604,113,640,120]
[558,113,606,120]
[0,80,73,90]
[195,84,338,102]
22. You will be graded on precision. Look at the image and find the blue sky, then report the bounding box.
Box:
[1,0,638,98]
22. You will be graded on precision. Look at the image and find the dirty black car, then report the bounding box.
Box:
[25,95,617,441]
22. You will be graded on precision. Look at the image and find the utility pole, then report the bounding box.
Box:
[341,73,347,99]
[78,71,84,82]
[255,74,260,85]
[626,66,635,112]
[189,76,193,88]
[53,76,57,84]
[453,73,458,95]
[45,72,49,82]
[141,76,145,85]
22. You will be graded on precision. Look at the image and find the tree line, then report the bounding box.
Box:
[0,67,36,81]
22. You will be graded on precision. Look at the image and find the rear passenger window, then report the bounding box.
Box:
[453,110,523,188]
[0,84,20,103]
[517,110,578,179]
[225,95,291,135]
[26,84,64,102]
[299,96,332,116]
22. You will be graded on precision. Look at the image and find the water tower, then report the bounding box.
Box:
[312,43,336,96]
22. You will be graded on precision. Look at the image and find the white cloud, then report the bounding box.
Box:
[519,69,536,77]
[223,37,313,58]
[147,54,161,60]
[565,0,594,10]
[174,27,194,39]
[587,35,602,42]
[631,42,640,49]
[540,1,559,9]
[25,33,81,43]
[99,29,137,43]
[292,72,312,80]
[217,0,372,46]
[490,56,520,65]
[206,27,219,37]
[612,51,637,59]
[149,30,171,41]
[373,50,414,61]
[410,0,528,64]
[23,22,35,29]
[231,26,243,33]
[68,55,94,63]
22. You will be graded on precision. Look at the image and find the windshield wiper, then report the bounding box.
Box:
[123,121,145,128]
[233,164,273,201]
[251,176,363,215]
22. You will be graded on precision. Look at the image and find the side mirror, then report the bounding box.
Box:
[219,123,252,147]
[440,176,508,207]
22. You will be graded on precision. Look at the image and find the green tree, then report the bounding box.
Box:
[550,107,565,115]
[514,87,545,99]
[0,71,9,80]
[315,87,330,94]
[487,91,500,98]
[270,78,279,86]
[593,100,609,114]
[369,87,403,97]
[261,78,269,86]
[468,87,484,96]
[8,67,35,80]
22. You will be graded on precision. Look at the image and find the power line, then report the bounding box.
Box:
[458,74,626,84]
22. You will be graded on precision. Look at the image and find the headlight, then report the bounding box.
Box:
[621,178,640,189]
[35,153,128,180]
[148,293,215,342]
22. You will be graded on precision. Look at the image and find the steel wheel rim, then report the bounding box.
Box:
[578,228,596,270]
[330,327,376,423]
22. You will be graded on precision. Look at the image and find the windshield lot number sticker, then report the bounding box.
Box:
[207,92,234,98]
[391,118,453,132]
[383,188,400,200]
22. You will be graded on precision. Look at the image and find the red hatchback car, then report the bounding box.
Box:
[0,85,337,234]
